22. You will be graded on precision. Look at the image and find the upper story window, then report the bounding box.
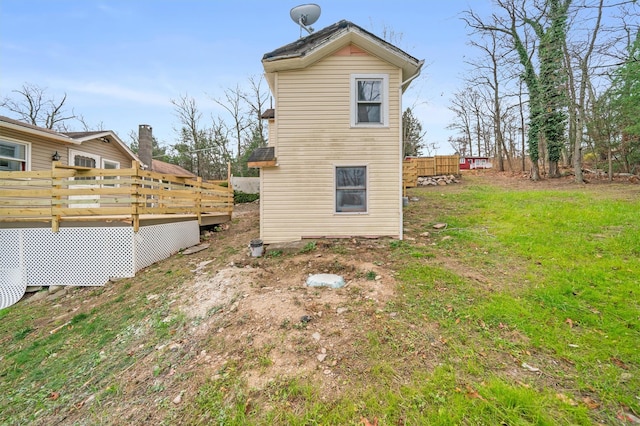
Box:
[351,74,389,127]
[0,140,29,171]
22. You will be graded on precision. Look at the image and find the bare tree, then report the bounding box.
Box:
[1,83,76,130]
[465,0,571,180]
[213,85,251,161]
[239,75,270,146]
[448,87,475,156]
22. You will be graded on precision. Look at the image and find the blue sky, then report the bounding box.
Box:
[0,1,490,154]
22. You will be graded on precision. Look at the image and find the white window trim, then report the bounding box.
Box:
[0,138,31,171]
[101,158,120,187]
[350,74,389,128]
[101,158,120,169]
[69,149,100,168]
[334,164,369,215]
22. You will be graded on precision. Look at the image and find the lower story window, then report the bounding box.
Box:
[102,159,120,187]
[336,166,367,213]
[0,140,28,171]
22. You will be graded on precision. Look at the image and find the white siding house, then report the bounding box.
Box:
[250,20,423,243]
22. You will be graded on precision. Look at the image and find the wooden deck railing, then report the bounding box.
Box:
[0,162,233,232]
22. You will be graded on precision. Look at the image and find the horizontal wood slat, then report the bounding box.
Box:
[0,162,234,230]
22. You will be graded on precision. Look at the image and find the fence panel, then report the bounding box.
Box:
[0,163,233,231]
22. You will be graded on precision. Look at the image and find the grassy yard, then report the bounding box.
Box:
[0,174,638,425]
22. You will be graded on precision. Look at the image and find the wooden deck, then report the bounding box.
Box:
[0,162,234,231]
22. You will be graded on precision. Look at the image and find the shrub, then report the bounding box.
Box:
[234,191,259,204]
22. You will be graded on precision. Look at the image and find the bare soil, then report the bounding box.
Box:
[28,171,638,424]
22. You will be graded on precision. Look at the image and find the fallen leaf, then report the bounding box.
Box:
[521,362,540,372]
[465,384,486,401]
[556,393,578,406]
[48,391,60,401]
[582,397,600,409]
[565,318,574,328]
[616,412,640,423]
[611,357,629,370]
[360,417,378,426]
[455,318,460,324]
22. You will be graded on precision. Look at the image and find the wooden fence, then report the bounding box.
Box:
[0,162,233,232]
[403,155,460,188]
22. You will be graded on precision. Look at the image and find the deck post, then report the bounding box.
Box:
[196,176,202,225]
[51,162,61,232]
[131,162,141,232]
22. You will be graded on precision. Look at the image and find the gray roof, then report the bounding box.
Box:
[247,147,275,163]
[262,20,419,64]
[62,131,107,139]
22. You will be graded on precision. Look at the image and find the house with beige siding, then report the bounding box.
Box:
[250,20,423,244]
[0,115,138,173]
[0,117,231,309]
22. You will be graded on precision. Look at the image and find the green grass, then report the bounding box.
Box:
[1,176,637,424]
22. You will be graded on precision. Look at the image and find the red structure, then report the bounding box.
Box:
[459,156,492,170]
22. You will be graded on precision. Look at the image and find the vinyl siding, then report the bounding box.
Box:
[0,127,134,171]
[262,48,403,243]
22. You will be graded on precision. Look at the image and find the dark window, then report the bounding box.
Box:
[336,166,367,213]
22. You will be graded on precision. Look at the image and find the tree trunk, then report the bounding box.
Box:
[573,116,584,183]
[608,146,613,182]
[531,161,540,181]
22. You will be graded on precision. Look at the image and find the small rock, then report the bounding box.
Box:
[375,275,382,281]
[317,353,327,362]
[168,342,181,351]
[172,393,182,404]
[300,315,312,324]
[312,332,321,341]
[420,232,430,237]
[441,236,453,241]
[433,223,447,230]
[323,369,332,375]
[321,347,327,354]
[306,274,345,289]
[336,307,349,315]
[48,285,65,294]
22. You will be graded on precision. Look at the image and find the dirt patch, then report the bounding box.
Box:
[73,201,405,423]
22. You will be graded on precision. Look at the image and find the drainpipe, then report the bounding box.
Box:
[398,59,425,241]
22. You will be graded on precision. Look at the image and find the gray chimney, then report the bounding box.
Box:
[138,124,153,170]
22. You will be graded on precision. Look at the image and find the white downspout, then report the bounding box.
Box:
[398,60,425,241]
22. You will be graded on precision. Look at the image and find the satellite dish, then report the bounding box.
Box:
[290,4,321,36]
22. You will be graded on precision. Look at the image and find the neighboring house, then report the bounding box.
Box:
[250,20,423,244]
[0,115,138,172]
[459,156,492,170]
[0,118,232,310]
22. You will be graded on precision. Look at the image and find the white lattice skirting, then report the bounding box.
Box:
[0,221,199,309]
